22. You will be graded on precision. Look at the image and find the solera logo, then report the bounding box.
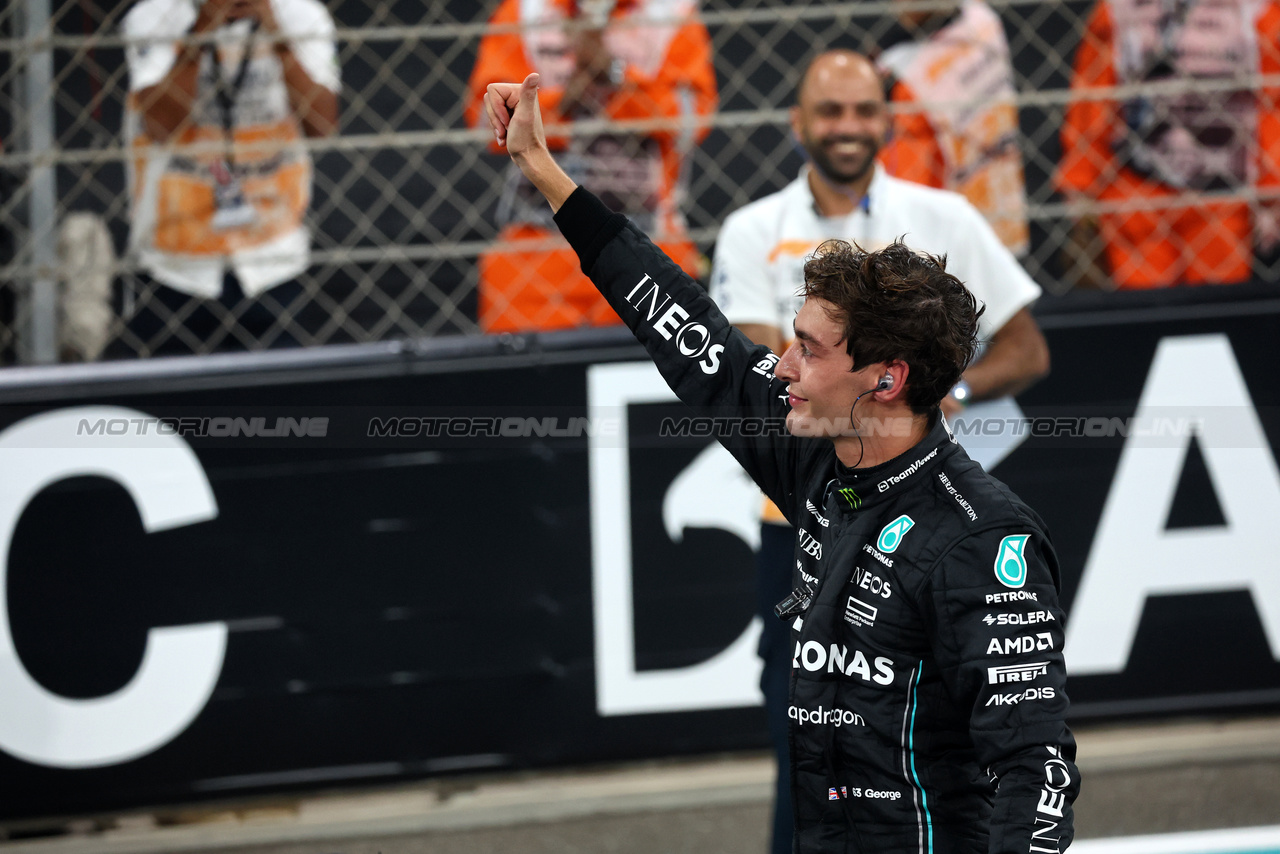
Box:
[0,406,225,768]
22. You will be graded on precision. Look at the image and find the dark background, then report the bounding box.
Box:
[0,284,1278,818]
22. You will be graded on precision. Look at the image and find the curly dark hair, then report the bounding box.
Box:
[801,239,983,414]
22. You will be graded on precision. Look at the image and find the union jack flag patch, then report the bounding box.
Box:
[829,787,840,800]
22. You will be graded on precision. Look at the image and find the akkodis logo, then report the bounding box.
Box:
[877,515,914,553]
[994,534,1030,588]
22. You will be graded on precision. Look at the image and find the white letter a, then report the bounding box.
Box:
[1065,335,1280,674]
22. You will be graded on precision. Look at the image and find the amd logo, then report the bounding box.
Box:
[986,633,1054,655]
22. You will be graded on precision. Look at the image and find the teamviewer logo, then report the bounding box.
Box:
[987,662,1048,684]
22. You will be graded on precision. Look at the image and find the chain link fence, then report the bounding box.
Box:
[0,0,1272,362]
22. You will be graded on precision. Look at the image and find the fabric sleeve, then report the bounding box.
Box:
[123,0,194,92]
[880,80,947,189]
[709,207,785,329]
[924,525,1079,854]
[282,0,341,93]
[1057,2,1116,197]
[945,201,1041,339]
[556,187,808,516]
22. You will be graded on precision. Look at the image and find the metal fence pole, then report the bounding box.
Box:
[20,0,57,364]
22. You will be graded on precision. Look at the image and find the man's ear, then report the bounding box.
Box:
[877,360,910,400]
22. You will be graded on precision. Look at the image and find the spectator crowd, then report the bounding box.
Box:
[1,0,1278,360]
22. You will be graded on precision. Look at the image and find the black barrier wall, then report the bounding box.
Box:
[0,287,1279,818]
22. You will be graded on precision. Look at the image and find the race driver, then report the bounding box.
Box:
[482,73,1079,854]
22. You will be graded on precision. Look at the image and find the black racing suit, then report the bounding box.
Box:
[553,187,1079,854]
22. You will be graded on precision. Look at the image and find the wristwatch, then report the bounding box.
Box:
[948,379,972,409]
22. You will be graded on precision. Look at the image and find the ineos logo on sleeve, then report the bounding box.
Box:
[1043,756,1072,792]
[876,515,914,553]
[675,323,711,357]
[625,275,724,374]
[1032,745,1074,853]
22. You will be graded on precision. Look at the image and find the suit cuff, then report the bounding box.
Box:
[552,186,628,275]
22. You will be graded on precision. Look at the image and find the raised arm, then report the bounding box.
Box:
[483,74,579,211]
[483,74,811,517]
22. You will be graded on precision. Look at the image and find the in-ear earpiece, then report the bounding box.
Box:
[877,374,894,391]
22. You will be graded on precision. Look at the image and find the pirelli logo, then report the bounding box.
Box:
[987,661,1049,685]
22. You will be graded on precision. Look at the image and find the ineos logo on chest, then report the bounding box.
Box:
[852,566,892,599]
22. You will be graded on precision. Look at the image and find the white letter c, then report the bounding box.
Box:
[0,406,225,768]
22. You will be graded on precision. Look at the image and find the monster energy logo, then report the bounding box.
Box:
[838,488,861,509]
